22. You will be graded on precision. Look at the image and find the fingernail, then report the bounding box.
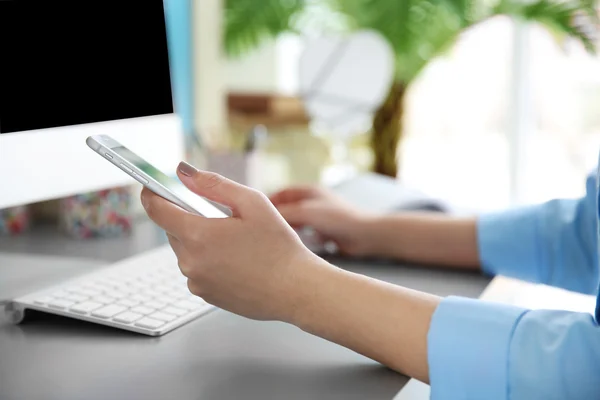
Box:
[178,161,198,177]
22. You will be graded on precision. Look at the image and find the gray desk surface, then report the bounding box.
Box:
[0,217,490,400]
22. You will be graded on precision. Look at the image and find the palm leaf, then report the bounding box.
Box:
[225,0,598,78]
[224,0,305,57]
[328,0,413,55]
[494,0,599,53]
[331,0,598,81]
[330,0,474,81]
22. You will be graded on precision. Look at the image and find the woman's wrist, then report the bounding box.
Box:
[282,253,344,328]
[358,213,481,268]
[282,252,440,382]
[355,214,393,258]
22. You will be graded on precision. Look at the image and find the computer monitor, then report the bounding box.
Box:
[0,0,185,209]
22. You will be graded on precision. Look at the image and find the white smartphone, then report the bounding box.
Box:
[86,135,228,218]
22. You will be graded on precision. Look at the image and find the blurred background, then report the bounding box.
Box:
[1,0,599,239]
[178,0,600,212]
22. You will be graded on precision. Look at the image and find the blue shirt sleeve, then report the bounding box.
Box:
[429,296,600,399]
[477,173,599,295]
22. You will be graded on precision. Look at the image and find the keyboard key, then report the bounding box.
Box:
[152,285,172,294]
[130,306,155,315]
[184,295,206,304]
[34,296,54,305]
[172,282,188,289]
[91,281,115,289]
[117,286,134,294]
[105,291,127,299]
[107,273,135,281]
[85,283,112,292]
[173,300,202,310]
[64,293,88,303]
[162,306,188,317]
[71,288,101,297]
[135,317,166,329]
[102,278,125,287]
[113,311,143,324]
[130,294,151,303]
[164,281,179,288]
[168,291,188,300]
[139,276,159,284]
[93,295,116,304]
[141,289,162,298]
[128,282,147,290]
[117,298,140,308]
[155,296,176,305]
[116,276,135,284]
[70,301,103,314]
[92,304,127,319]
[48,299,76,309]
[149,311,177,322]
[114,285,128,293]
[144,300,167,309]
[52,290,69,298]
[174,275,188,283]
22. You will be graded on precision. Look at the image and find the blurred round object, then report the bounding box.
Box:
[299,29,395,139]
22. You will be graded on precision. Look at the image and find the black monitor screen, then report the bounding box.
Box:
[0,0,173,134]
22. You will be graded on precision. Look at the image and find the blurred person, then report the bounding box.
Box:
[142,161,600,399]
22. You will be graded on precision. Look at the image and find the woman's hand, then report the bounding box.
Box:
[269,186,377,256]
[271,186,480,268]
[142,163,442,383]
[141,162,329,322]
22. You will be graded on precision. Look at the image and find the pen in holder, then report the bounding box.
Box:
[199,125,290,193]
[204,150,253,186]
[193,125,264,189]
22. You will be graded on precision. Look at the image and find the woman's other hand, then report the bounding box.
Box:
[269,186,377,256]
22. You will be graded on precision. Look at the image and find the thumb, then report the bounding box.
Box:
[177,161,254,216]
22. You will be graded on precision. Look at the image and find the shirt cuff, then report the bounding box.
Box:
[428,296,528,400]
[477,206,541,281]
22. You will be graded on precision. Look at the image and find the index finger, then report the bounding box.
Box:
[269,186,320,207]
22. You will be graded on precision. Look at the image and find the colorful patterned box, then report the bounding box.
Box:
[59,187,132,239]
[0,205,30,236]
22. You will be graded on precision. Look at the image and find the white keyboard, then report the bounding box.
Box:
[8,246,215,336]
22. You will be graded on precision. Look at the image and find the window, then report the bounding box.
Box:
[519,24,600,204]
[400,16,600,210]
[400,17,514,211]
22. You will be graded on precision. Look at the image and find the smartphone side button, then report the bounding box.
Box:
[131,172,148,185]
[119,164,133,173]
[104,153,113,159]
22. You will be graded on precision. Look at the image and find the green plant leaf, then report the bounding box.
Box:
[493,0,599,53]
[225,0,598,78]
[224,0,306,57]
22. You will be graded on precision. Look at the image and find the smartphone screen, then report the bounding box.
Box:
[111,145,228,218]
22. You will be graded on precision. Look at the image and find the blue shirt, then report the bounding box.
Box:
[427,171,600,399]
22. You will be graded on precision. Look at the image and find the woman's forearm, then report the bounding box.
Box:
[289,258,440,383]
[361,213,481,269]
